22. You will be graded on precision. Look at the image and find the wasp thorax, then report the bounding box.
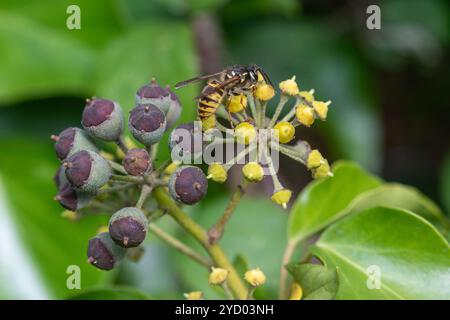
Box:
[109,207,148,248]
[136,79,181,128]
[64,150,111,193]
[54,182,93,211]
[87,232,126,271]
[82,98,124,141]
[52,127,97,161]
[129,103,167,146]
[169,122,203,163]
[169,166,208,205]
[123,148,152,176]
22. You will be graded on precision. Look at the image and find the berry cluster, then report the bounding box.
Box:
[52,80,207,270]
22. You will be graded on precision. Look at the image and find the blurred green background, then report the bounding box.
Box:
[0,0,449,299]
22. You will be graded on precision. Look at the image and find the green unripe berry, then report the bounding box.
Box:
[82,98,124,141]
[169,166,208,205]
[109,207,148,248]
[87,232,126,271]
[64,150,111,193]
[52,127,98,161]
[129,104,167,146]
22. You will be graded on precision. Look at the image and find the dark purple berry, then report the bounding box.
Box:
[136,79,181,128]
[169,166,208,205]
[54,182,92,211]
[129,104,166,146]
[169,122,203,163]
[64,150,111,193]
[51,127,97,160]
[87,232,125,271]
[109,207,148,248]
[82,98,124,141]
[123,148,151,176]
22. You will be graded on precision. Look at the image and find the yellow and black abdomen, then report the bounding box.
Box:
[197,79,225,120]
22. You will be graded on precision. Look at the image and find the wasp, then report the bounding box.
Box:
[175,64,272,122]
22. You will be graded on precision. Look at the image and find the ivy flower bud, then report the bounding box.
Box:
[235,122,256,145]
[271,189,292,209]
[129,104,167,147]
[54,182,93,211]
[109,207,148,248]
[274,121,295,144]
[135,79,181,128]
[306,149,324,169]
[299,89,315,103]
[87,232,126,271]
[169,166,208,205]
[184,291,203,300]
[64,150,111,193]
[312,159,333,179]
[279,76,299,96]
[244,267,266,287]
[207,163,227,183]
[254,83,275,101]
[169,122,203,163]
[82,98,124,142]
[208,267,229,285]
[289,282,303,300]
[295,104,315,127]
[312,100,331,120]
[227,94,247,113]
[51,127,98,161]
[123,148,152,176]
[242,162,264,183]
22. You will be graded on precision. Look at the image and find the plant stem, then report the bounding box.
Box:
[148,223,212,268]
[117,137,129,154]
[97,183,135,195]
[111,174,144,184]
[208,179,248,244]
[268,95,288,128]
[136,184,152,209]
[247,286,255,300]
[279,239,298,300]
[152,187,248,300]
[108,160,127,175]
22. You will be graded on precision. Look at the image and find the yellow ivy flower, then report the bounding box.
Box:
[295,104,315,127]
[254,83,275,101]
[227,94,247,113]
[299,89,315,103]
[242,162,264,182]
[274,121,295,144]
[289,282,303,300]
[313,160,333,179]
[271,189,292,209]
[235,122,256,144]
[208,267,229,285]
[244,268,266,287]
[312,100,331,120]
[306,149,324,169]
[184,291,203,300]
[207,163,228,183]
[279,76,299,96]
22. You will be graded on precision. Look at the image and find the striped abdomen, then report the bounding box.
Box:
[197,80,225,120]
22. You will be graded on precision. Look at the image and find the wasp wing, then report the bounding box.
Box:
[175,71,223,89]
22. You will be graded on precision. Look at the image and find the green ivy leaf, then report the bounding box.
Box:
[288,161,381,242]
[311,207,450,299]
[0,139,110,298]
[68,286,151,300]
[345,184,450,239]
[286,263,338,300]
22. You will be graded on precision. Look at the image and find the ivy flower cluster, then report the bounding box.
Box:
[50,68,332,300]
